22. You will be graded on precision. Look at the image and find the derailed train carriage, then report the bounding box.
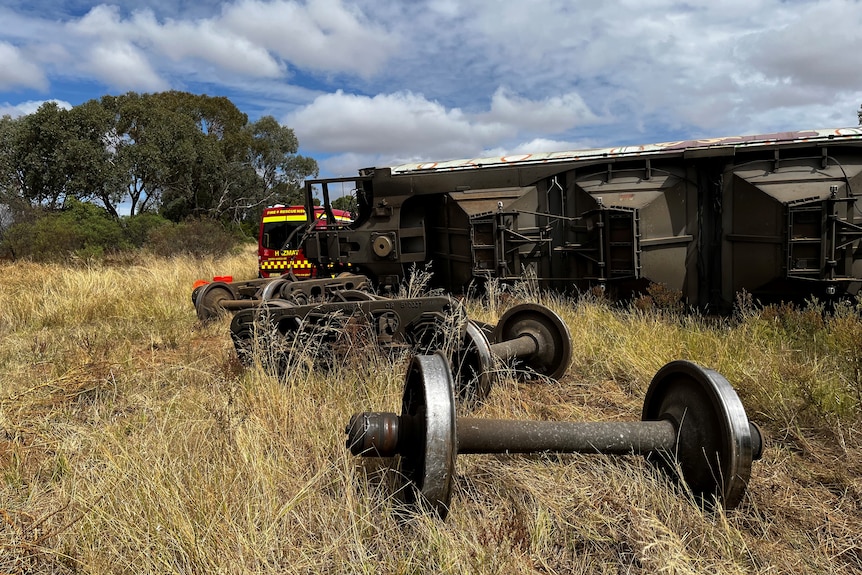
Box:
[304,128,862,310]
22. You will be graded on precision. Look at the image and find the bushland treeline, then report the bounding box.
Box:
[0,91,317,260]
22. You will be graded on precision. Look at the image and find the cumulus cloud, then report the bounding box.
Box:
[287,90,513,159]
[67,4,282,88]
[483,137,596,157]
[220,0,398,77]
[317,136,599,175]
[80,40,169,92]
[0,41,47,90]
[481,88,601,134]
[288,87,608,163]
[0,99,72,118]
[377,0,861,138]
[135,13,283,77]
[317,152,384,177]
[7,0,396,93]
[736,0,862,93]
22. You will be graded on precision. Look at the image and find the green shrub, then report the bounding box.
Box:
[144,218,247,257]
[123,213,172,248]
[1,198,129,262]
[0,202,250,262]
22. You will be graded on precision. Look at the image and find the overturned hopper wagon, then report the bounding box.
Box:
[301,128,862,309]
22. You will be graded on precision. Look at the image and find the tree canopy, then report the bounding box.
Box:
[0,91,318,224]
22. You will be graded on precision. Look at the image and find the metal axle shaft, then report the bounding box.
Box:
[347,412,764,460]
[488,335,539,364]
[456,418,677,455]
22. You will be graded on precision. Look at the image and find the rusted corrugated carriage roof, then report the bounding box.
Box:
[389,127,862,175]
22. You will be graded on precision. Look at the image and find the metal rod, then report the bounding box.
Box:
[456,418,677,455]
[345,412,681,458]
[347,412,763,460]
[489,335,538,361]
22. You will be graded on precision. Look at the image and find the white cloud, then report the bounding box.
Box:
[218,0,398,77]
[288,87,612,163]
[481,88,601,134]
[287,86,612,179]
[81,41,169,92]
[317,135,599,176]
[483,137,596,157]
[130,9,284,78]
[0,41,47,90]
[70,4,125,38]
[738,0,862,90]
[374,0,861,137]
[287,90,513,159]
[55,1,397,91]
[64,6,166,91]
[0,99,72,118]
[317,152,382,178]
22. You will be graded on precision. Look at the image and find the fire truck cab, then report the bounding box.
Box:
[258,205,351,278]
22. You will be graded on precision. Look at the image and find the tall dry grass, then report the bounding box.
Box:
[1,248,861,573]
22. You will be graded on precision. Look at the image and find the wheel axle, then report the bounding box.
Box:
[455,303,573,402]
[347,353,763,518]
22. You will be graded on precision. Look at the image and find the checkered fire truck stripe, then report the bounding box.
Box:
[260,259,313,270]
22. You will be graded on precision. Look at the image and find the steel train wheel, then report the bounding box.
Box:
[452,320,495,404]
[492,303,573,380]
[286,290,309,306]
[260,278,291,301]
[642,360,756,509]
[195,282,236,321]
[230,327,255,365]
[398,353,457,518]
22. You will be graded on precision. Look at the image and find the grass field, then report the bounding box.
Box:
[1,247,861,574]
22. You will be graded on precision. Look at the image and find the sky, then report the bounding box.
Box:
[1,0,861,178]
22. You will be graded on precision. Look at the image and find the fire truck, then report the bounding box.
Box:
[258,205,352,278]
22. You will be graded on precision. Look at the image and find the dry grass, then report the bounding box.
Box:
[1,248,861,573]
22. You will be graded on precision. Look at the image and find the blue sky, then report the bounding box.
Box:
[1,0,861,179]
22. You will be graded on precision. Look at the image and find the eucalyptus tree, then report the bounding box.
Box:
[104,92,204,217]
[241,115,318,221]
[1,102,122,215]
[0,114,19,203]
[2,92,319,223]
[65,100,125,218]
[11,102,74,209]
